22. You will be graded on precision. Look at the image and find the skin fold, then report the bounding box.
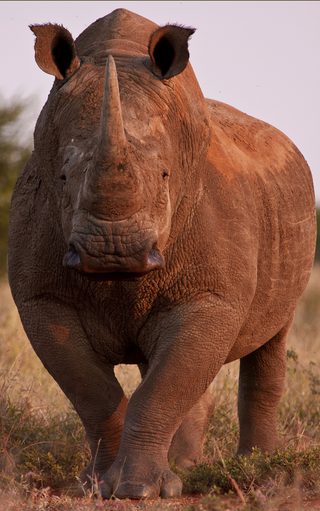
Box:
[8,8,316,499]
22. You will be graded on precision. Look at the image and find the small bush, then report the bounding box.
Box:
[0,392,89,492]
[183,446,320,496]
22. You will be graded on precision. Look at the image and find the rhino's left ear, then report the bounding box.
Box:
[30,24,80,80]
[148,24,195,79]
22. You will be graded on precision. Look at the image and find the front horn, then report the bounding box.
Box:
[97,55,127,165]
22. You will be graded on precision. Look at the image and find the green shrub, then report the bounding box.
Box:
[0,394,89,492]
[183,446,320,496]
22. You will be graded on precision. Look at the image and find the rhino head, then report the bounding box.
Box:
[30,11,210,277]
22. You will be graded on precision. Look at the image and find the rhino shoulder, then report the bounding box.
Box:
[205,98,311,184]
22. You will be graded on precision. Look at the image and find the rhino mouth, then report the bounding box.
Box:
[70,269,150,282]
[62,212,167,278]
[63,240,165,278]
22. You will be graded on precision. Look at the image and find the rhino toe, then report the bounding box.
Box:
[99,461,183,499]
[160,470,183,498]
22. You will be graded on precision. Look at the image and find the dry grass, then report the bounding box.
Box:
[0,267,320,510]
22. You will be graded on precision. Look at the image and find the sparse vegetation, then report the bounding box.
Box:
[0,266,320,510]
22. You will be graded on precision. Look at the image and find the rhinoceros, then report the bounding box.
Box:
[8,8,316,499]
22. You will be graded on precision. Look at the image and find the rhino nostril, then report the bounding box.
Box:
[63,244,81,269]
[147,245,165,270]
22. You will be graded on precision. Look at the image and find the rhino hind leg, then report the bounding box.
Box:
[168,386,214,469]
[237,319,292,454]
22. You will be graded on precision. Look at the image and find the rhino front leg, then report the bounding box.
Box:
[139,364,215,470]
[101,297,239,499]
[237,320,291,454]
[18,300,127,484]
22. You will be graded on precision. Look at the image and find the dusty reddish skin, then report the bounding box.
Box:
[8,8,316,500]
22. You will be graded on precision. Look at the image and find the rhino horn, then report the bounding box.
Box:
[97,55,127,165]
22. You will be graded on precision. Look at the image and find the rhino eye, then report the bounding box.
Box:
[60,173,67,183]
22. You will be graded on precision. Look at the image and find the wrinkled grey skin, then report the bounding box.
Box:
[8,9,316,499]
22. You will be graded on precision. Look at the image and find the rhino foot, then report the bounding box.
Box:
[99,459,182,499]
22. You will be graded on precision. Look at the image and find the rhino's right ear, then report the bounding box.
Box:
[148,24,195,79]
[30,24,80,80]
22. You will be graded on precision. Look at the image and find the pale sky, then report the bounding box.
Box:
[2,1,320,201]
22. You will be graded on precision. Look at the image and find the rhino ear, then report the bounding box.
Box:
[30,24,80,80]
[148,24,195,79]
